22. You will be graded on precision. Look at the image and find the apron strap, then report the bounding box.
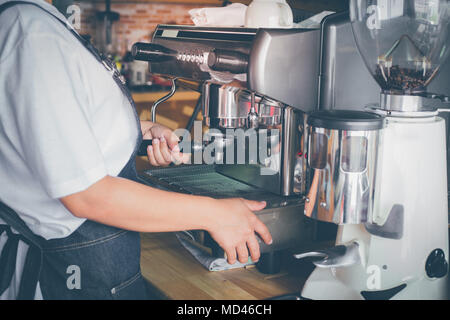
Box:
[0,224,41,300]
[16,244,42,300]
[0,202,44,299]
[0,226,19,296]
[0,203,44,248]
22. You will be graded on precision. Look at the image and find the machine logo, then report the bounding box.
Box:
[66,5,81,30]
[366,5,382,30]
[66,265,81,290]
[366,0,406,30]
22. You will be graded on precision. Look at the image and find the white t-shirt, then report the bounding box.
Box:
[0,0,140,240]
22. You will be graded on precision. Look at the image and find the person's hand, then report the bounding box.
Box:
[141,121,189,166]
[207,198,272,265]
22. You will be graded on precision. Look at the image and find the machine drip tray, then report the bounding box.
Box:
[138,164,302,209]
[138,164,315,257]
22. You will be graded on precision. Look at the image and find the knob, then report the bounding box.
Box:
[425,249,448,278]
[207,49,249,74]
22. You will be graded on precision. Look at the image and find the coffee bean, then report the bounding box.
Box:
[374,65,433,93]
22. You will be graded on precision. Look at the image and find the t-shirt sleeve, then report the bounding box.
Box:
[4,32,108,199]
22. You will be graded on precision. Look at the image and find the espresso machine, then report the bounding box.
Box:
[295,0,450,299]
[132,25,326,272]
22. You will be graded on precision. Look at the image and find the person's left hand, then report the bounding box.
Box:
[141,121,189,166]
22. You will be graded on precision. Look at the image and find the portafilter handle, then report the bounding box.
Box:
[137,138,205,157]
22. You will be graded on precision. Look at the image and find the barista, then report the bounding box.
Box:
[0,0,272,299]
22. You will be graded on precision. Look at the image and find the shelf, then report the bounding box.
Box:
[132,90,200,103]
[75,0,251,5]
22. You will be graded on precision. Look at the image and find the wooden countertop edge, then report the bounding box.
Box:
[132,91,200,103]
[139,232,313,300]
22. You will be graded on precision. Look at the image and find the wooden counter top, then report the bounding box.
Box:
[132,91,200,104]
[140,232,316,300]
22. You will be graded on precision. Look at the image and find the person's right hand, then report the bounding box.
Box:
[207,198,273,265]
[141,121,189,166]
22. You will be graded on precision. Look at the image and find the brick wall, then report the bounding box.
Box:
[74,1,217,55]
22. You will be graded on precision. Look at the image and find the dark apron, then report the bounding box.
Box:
[0,1,149,300]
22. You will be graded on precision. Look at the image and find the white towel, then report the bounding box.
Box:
[189,3,247,27]
[176,232,255,272]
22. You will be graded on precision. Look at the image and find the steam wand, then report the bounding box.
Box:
[151,77,179,123]
[138,78,178,156]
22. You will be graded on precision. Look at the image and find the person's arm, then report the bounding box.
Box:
[60,176,273,264]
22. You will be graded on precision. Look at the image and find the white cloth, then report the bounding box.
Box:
[0,233,43,300]
[189,3,247,27]
[176,232,255,272]
[0,0,139,240]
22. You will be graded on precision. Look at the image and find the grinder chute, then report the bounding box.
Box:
[298,0,450,300]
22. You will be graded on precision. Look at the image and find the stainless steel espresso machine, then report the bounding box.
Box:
[132,25,325,273]
[133,1,450,296]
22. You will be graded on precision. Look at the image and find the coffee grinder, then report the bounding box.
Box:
[296,0,450,299]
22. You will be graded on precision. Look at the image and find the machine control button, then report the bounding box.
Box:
[177,51,205,65]
[425,249,448,279]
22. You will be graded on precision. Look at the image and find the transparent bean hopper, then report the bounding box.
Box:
[350,0,450,111]
[298,0,450,300]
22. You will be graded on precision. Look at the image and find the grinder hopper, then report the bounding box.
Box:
[349,0,450,96]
